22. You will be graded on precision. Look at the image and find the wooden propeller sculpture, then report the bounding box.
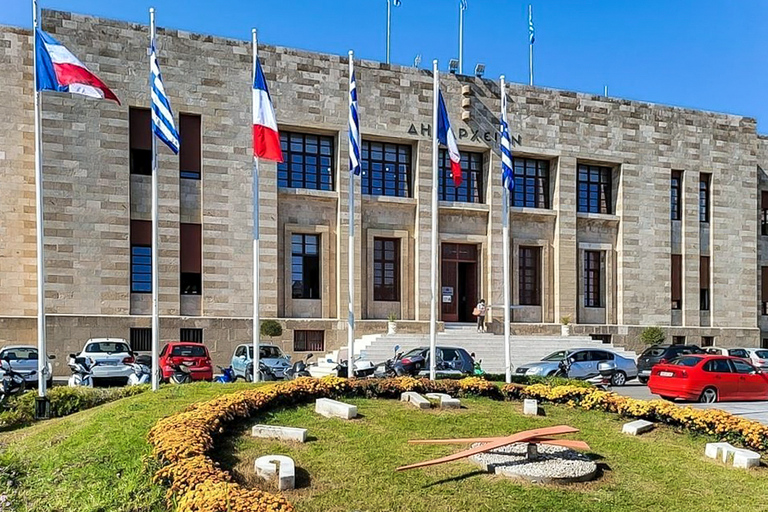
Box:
[396,425,589,472]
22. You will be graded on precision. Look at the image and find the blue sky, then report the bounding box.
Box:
[5,0,767,131]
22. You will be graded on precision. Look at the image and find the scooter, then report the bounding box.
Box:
[284,353,313,380]
[214,366,236,383]
[0,358,33,403]
[332,357,377,378]
[168,362,192,384]
[128,354,152,386]
[587,361,616,392]
[374,345,402,378]
[67,354,96,387]
[243,361,277,382]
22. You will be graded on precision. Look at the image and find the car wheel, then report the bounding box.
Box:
[638,377,649,385]
[699,387,718,403]
[245,367,254,383]
[611,371,627,387]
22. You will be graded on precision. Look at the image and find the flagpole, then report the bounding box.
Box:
[386,0,391,64]
[252,28,261,383]
[32,0,47,400]
[347,50,356,374]
[458,3,464,75]
[528,4,534,86]
[429,59,439,381]
[149,7,160,392]
[501,75,512,384]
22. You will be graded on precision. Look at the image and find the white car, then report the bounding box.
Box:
[73,338,134,382]
[745,348,768,370]
[0,345,54,386]
[702,347,751,361]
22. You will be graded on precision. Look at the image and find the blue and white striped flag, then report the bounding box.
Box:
[528,6,535,45]
[349,62,361,176]
[460,0,467,10]
[150,42,179,154]
[500,88,514,192]
[393,0,401,6]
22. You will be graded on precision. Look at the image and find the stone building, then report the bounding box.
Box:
[0,10,766,372]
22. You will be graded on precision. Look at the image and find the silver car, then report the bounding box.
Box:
[515,348,638,386]
[75,338,134,382]
[231,344,292,380]
[0,345,54,385]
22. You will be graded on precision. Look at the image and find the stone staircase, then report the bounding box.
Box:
[309,324,638,377]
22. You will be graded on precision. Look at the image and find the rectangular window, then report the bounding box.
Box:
[590,334,612,344]
[131,220,151,293]
[671,254,682,310]
[130,328,151,352]
[438,150,483,203]
[701,336,714,347]
[129,108,152,175]
[699,174,710,223]
[762,267,768,316]
[291,234,321,299]
[762,192,768,236]
[700,256,709,311]
[180,328,203,343]
[277,132,335,190]
[577,164,612,214]
[180,223,202,295]
[518,246,541,306]
[179,113,201,179]
[672,336,686,345]
[373,238,400,302]
[584,250,601,308]
[762,338,768,349]
[293,330,324,352]
[512,157,549,208]
[671,170,682,221]
[361,141,412,197]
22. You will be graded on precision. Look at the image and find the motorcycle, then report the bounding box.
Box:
[0,357,34,403]
[168,362,192,384]
[332,357,376,379]
[586,361,616,392]
[284,353,313,380]
[243,361,278,382]
[214,366,236,383]
[67,354,96,387]
[374,345,402,378]
[127,354,152,386]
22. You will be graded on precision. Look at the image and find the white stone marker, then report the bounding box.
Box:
[732,449,761,469]
[251,425,308,443]
[255,455,296,490]
[401,392,431,410]
[705,442,732,460]
[425,392,461,409]
[622,420,654,436]
[523,399,541,416]
[315,398,358,419]
[705,442,761,469]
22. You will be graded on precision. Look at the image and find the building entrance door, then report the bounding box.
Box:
[441,243,479,323]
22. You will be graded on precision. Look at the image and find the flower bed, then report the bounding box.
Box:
[148,378,768,512]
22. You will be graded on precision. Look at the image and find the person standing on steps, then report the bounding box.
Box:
[473,299,487,333]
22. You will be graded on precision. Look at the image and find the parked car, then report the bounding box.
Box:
[636,344,704,384]
[0,345,54,387]
[648,355,768,403]
[159,342,213,382]
[516,348,637,386]
[231,344,292,381]
[385,346,474,376]
[75,338,134,383]
[703,347,751,362]
[745,348,768,370]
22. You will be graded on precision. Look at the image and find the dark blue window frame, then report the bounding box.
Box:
[131,246,152,293]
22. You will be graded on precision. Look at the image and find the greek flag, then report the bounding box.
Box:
[150,42,179,154]
[528,7,535,44]
[393,0,401,6]
[460,0,467,10]
[349,65,361,176]
[500,89,514,192]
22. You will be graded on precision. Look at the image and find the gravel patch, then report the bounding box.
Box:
[469,442,598,483]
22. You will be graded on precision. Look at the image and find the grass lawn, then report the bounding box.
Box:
[225,398,768,512]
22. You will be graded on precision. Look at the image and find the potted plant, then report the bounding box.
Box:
[560,315,572,336]
[387,312,397,335]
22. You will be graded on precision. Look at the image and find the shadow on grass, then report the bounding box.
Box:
[421,470,487,488]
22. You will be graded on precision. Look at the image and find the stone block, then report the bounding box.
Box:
[523,399,541,416]
[400,391,431,409]
[622,419,654,436]
[733,449,761,469]
[315,398,357,419]
[705,442,732,460]
[425,392,461,409]
[705,442,761,469]
[255,455,295,490]
[251,424,308,443]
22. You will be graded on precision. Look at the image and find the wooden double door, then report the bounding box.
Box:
[441,243,479,323]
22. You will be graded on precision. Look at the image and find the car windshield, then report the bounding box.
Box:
[258,346,284,359]
[755,350,768,359]
[0,348,37,360]
[170,345,207,357]
[542,351,568,362]
[671,356,701,367]
[86,342,129,354]
[402,348,425,359]
[642,347,666,358]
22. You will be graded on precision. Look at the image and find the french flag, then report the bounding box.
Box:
[437,90,461,186]
[252,55,283,162]
[35,29,119,104]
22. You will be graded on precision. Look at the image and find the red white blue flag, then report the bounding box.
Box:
[437,90,461,186]
[252,55,283,162]
[35,29,119,104]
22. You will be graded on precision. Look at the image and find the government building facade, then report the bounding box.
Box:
[1,10,767,370]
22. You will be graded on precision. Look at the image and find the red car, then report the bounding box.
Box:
[648,354,768,403]
[159,342,213,382]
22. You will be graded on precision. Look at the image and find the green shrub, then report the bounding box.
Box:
[260,319,283,338]
[640,326,666,345]
[0,385,149,429]
[480,373,590,388]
